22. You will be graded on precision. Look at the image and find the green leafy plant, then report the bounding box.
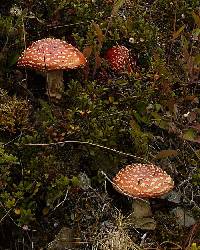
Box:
[0,145,18,164]
[190,243,200,250]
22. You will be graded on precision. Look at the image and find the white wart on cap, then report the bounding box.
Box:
[18,38,86,99]
[113,163,174,198]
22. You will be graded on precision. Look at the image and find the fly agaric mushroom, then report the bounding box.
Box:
[113,163,174,198]
[112,163,174,229]
[18,38,86,100]
[105,45,133,73]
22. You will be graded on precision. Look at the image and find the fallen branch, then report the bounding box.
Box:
[25,140,150,163]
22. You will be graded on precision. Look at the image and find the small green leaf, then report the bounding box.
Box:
[194,54,200,65]
[6,198,16,208]
[192,28,200,37]
[92,22,104,44]
[182,128,197,141]
[192,11,200,28]
[8,53,20,67]
[172,25,185,40]
[71,176,80,187]
[151,112,169,129]
[111,0,126,15]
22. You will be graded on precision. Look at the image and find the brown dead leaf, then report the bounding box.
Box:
[160,81,172,96]
[184,95,199,103]
[155,149,178,160]
[95,53,102,67]
[186,111,197,123]
[83,46,93,58]
[190,123,200,132]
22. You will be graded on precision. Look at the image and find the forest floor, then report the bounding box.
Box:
[0,0,200,249]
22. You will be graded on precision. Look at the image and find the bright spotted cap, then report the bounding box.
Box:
[105,45,133,72]
[113,163,174,198]
[18,38,86,71]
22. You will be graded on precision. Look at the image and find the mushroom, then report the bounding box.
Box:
[18,38,86,100]
[113,163,174,198]
[112,163,174,229]
[105,45,133,73]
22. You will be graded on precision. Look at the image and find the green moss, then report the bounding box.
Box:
[0,89,32,133]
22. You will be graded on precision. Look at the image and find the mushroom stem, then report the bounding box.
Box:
[132,199,152,219]
[46,70,64,100]
[129,199,156,230]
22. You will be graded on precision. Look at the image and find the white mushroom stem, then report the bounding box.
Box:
[132,199,152,219]
[129,199,157,230]
[46,70,64,100]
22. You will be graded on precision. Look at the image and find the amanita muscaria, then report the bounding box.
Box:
[112,163,174,229]
[18,38,86,100]
[113,163,174,198]
[105,45,133,73]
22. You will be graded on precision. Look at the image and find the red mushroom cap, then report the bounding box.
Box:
[105,45,133,72]
[113,163,174,198]
[17,38,86,71]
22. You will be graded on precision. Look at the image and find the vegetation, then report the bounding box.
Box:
[0,0,200,249]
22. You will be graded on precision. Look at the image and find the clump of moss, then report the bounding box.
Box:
[0,89,32,133]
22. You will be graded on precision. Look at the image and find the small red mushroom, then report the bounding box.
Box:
[105,45,133,73]
[18,38,86,100]
[113,163,174,198]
